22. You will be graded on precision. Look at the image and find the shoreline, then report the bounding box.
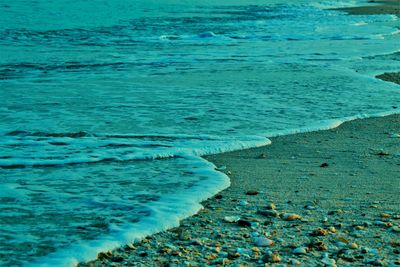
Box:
[81,113,400,267]
[79,2,400,267]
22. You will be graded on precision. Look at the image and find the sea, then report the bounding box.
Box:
[0,0,399,265]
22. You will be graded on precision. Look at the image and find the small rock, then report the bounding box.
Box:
[262,252,281,263]
[239,200,248,206]
[304,205,316,210]
[289,258,302,265]
[328,209,343,215]
[311,228,329,236]
[321,253,337,267]
[374,220,392,228]
[258,209,279,217]
[292,247,308,255]
[266,203,277,210]
[391,226,400,232]
[349,243,359,249]
[320,162,329,168]
[282,213,302,221]
[257,153,267,159]
[328,226,337,233]
[311,240,328,251]
[254,237,275,247]
[246,190,259,195]
[376,150,389,156]
[216,165,227,171]
[224,216,240,223]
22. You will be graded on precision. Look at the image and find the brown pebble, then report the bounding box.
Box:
[262,253,281,263]
[311,228,329,236]
[246,190,259,195]
[282,213,302,221]
[310,240,328,251]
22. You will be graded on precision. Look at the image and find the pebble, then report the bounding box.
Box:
[311,228,329,236]
[262,252,281,263]
[224,216,240,223]
[304,205,316,210]
[321,253,337,267]
[328,226,336,233]
[391,226,400,232]
[216,165,227,171]
[246,190,259,195]
[292,247,308,255]
[311,240,328,251]
[254,237,275,247]
[349,243,359,249]
[289,259,302,265]
[282,213,302,221]
[266,203,276,210]
[239,200,248,206]
[258,209,279,217]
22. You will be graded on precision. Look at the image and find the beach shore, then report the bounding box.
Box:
[80,2,400,266]
[81,113,400,267]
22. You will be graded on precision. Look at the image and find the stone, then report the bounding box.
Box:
[320,162,329,168]
[349,243,359,249]
[311,228,329,236]
[266,203,276,210]
[304,205,316,210]
[292,247,308,255]
[311,240,328,251]
[239,200,248,206]
[254,237,275,247]
[258,209,279,217]
[328,226,337,233]
[262,252,281,263]
[321,253,337,267]
[246,190,259,195]
[282,213,302,221]
[224,216,240,223]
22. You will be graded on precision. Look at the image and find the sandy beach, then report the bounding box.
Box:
[79,2,400,267]
[80,113,400,267]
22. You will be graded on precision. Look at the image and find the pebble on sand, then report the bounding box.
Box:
[254,237,275,247]
[282,213,302,221]
[292,247,308,255]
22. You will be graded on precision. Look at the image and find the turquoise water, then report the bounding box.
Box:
[0,0,399,265]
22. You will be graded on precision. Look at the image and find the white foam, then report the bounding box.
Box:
[27,155,230,267]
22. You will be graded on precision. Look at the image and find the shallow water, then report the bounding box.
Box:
[0,0,399,265]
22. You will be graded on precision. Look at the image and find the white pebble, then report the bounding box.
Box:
[224,216,240,223]
[254,237,275,247]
